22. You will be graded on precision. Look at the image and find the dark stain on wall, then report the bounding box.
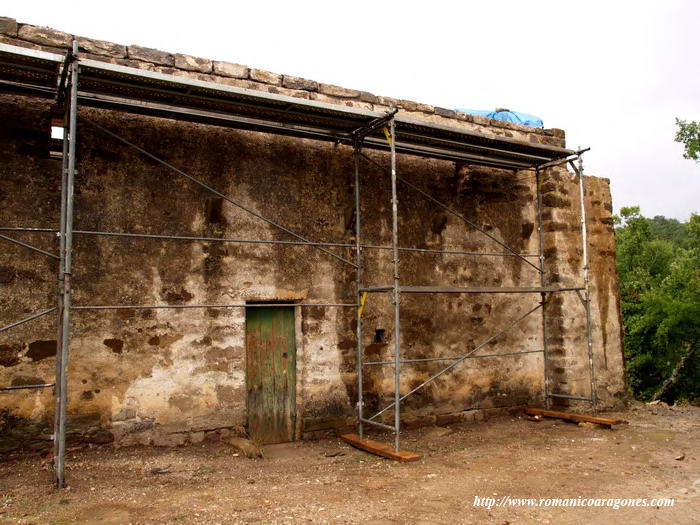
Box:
[103,338,124,354]
[0,343,22,367]
[0,266,16,284]
[26,340,57,361]
[162,287,194,304]
[11,375,45,387]
[205,197,225,224]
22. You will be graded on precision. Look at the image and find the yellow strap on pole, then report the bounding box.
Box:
[383,126,392,146]
[358,291,368,318]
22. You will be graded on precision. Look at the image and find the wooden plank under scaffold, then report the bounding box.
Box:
[340,434,422,462]
[525,408,624,428]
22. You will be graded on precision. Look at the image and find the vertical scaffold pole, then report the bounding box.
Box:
[55,40,78,488]
[354,142,364,440]
[535,168,551,408]
[577,156,598,409]
[389,119,401,452]
[52,69,70,473]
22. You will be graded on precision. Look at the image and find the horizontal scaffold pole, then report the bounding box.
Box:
[0,228,542,259]
[548,393,592,401]
[0,227,58,233]
[72,230,353,248]
[71,303,357,310]
[364,348,544,366]
[79,116,357,269]
[361,244,538,258]
[358,285,584,294]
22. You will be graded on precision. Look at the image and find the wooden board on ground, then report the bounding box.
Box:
[340,434,422,462]
[526,408,624,428]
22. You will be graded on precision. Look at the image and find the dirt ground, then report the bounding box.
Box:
[0,402,698,525]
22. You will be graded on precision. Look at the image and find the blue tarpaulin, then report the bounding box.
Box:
[456,108,544,128]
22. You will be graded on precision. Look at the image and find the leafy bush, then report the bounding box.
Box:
[615,207,699,403]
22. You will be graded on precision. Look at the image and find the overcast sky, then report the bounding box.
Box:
[7,1,699,220]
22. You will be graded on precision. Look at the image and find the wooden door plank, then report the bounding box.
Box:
[260,309,276,444]
[341,434,422,462]
[279,307,295,442]
[525,407,623,428]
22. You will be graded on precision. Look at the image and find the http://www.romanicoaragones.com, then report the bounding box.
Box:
[472,495,675,510]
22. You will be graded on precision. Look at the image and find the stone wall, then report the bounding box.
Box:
[0,17,626,452]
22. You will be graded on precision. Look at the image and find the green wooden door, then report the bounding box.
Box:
[245,306,296,444]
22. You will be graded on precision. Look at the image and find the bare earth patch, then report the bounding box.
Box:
[1,402,698,524]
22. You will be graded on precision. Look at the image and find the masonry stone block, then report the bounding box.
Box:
[128,45,174,66]
[212,60,249,79]
[377,95,400,108]
[435,107,457,119]
[359,91,378,104]
[174,53,212,73]
[78,37,126,58]
[399,99,419,111]
[319,83,360,98]
[249,68,281,85]
[17,25,72,48]
[282,75,318,91]
[0,17,18,36]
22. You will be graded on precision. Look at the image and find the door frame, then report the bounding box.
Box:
[244,300,303,442]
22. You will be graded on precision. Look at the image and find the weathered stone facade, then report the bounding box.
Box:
[0,17,626,452]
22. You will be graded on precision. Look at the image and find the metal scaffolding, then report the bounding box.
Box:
[0,41,598,486]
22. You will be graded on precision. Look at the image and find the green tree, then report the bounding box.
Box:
[615,207,700,403]
[675,119,700,161]
[649,215,689,248]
